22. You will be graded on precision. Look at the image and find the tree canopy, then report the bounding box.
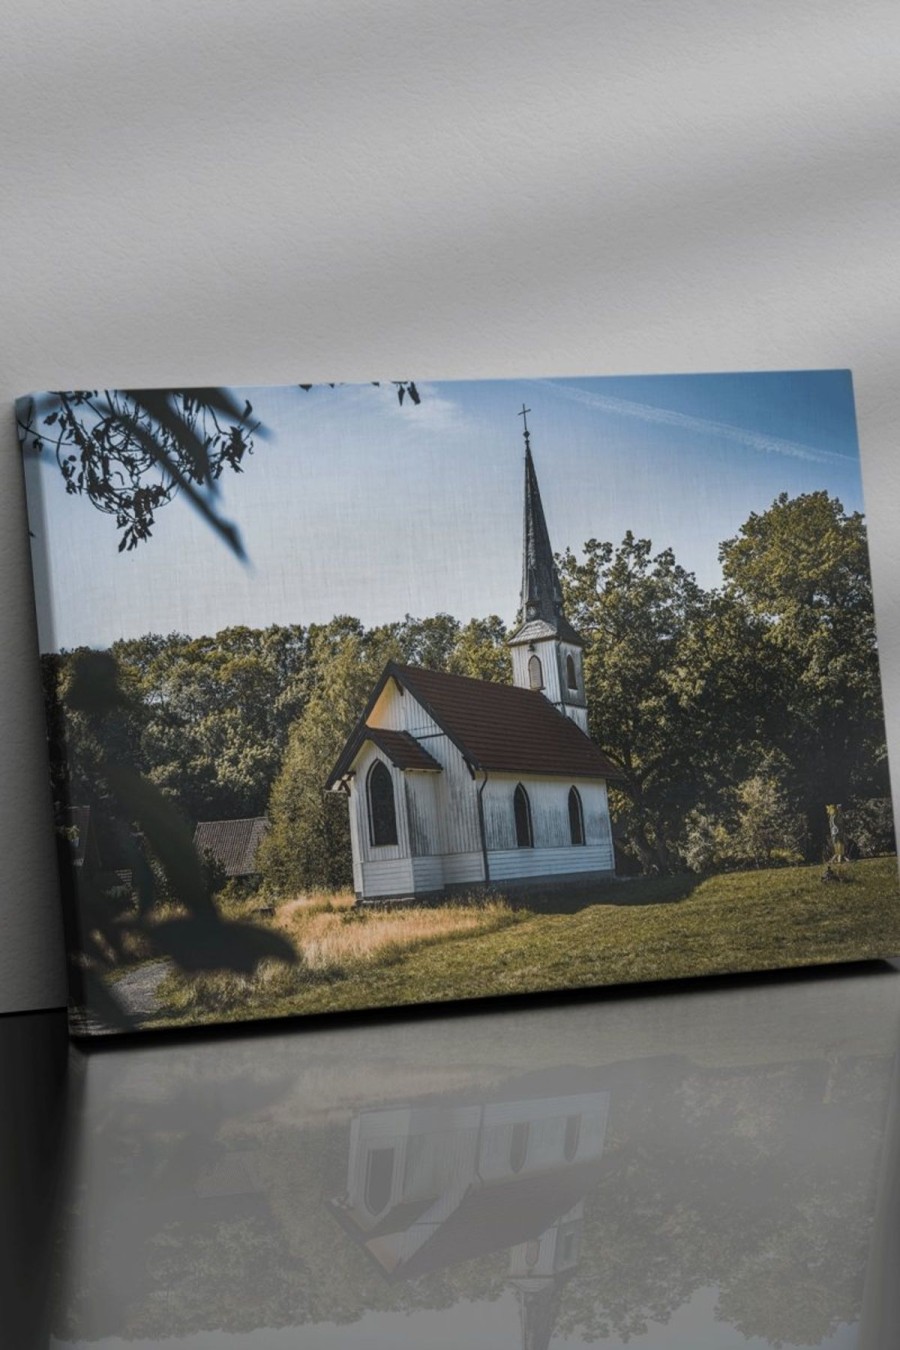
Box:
[44,491,891,904]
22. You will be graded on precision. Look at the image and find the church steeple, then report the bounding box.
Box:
[520,405,566,629]
[509,410,589,732]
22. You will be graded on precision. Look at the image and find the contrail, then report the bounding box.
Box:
[532,379,852,466]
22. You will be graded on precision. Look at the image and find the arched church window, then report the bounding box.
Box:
[568,787,585,846]
[509,1120,530,1173]
[528,653,543,690]
[367,760,398,847]
[514,784,533,848]
[566,653,578,691]
[564,1113,582,1161]
[364,1147,395,1215]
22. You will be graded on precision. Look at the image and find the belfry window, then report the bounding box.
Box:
[568,787,585,846]
[528,653,543,690]
[367,760,398,847]
[514,784,533,848]
[566,653,578,691]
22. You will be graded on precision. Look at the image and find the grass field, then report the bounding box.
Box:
[152,856,900,1029]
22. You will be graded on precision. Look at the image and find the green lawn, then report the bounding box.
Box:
[155,856,900,1028]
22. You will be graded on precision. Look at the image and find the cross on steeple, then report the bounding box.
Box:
[519,403,532,453]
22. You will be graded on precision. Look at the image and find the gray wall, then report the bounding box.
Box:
[2,0,899,1012]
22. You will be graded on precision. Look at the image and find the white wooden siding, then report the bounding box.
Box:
[342,683,615,899]
[488,845,613,881]
[482,774,612,852]
[477,1093,609,1181]
[362,857,416,897]
[369,679,443,738]
[441,851,485,885]
[411,856,444,893]
[347,786,363,894]
[509,637,586,726]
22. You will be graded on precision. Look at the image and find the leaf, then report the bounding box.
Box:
[103,406,247,560]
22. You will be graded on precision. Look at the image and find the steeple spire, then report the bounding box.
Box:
[516,407,574,638]
[508,409,588,726]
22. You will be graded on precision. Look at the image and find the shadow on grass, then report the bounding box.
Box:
[507,872,702,916]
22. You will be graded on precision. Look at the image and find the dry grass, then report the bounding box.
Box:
[274,893,514,973]
[157,890,518,1020]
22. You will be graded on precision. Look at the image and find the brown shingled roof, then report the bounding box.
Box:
[365,728,442,771]
[327,663,622,786]
[193,817,269,877]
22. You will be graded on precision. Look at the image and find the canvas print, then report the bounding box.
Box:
[16,372,900,1035]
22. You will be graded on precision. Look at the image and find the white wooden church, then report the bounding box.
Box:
[326,412,620,901]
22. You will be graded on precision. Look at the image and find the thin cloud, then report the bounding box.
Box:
[369,381,471,437]
[535,379,852,466]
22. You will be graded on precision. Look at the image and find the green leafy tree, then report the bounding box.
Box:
[732,756,806,867]
[720,492,888,848]
[447,615,511,683]
[259,627,404,894]
[57,652,294,1031]
[382,612,461,670]
[260,613,512,895]
[558,533,709,871]
[117,625,310,823]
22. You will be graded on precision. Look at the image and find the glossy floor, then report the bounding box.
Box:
[4,963,900,1349]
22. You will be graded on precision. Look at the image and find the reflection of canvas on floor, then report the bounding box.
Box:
[17,372,900,1034]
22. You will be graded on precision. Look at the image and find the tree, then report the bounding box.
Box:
[18,388,260,556]
[57,651,294,1031]
[732,757,806,867]
[447,615,511,683]
[18,381,421,556]
[259,612,512,896]
[720,492,888,848]
[115,625,311,823]
[558,533,709,871]
[259,627,404,894]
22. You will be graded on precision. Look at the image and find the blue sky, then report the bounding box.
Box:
[23,370,865,652]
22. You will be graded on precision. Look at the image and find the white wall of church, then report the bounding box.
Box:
[483,773,614,881]
[367,680,484,859]
[346,683,614,899]
[482,774,612,850]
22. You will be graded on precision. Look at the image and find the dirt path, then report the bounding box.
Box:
[113,959,172,1021]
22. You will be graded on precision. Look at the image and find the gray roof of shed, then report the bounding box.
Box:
[193,817,269,876]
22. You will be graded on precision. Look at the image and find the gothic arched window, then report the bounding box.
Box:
[568,786,585,846]
[528,653,543,690]
[367,760,398,847]
[514,784,533,848]
[509,1121,530,1173]
[364,1147,395,1215]
[564,1113,582,1161]
[566,653,578,691]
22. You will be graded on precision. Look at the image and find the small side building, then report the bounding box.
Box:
[193,817,269,887]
